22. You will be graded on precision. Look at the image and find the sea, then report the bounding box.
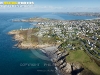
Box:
[0,12,97,75]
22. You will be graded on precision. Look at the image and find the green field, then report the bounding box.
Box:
[66,50,100,75]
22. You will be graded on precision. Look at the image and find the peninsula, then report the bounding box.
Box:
[8,17,100,75]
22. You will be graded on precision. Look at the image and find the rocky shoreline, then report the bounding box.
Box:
[8,30,54,49]
[42,46,84,75]
[8,30,95,75]
[42,46,95,75]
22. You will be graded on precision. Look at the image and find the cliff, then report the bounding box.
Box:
[8,29,95,75]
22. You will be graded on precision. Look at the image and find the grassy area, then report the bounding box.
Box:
[41,36,56,44]
[18,28,57,45]
[66,50,100,75]
[19,28,39,43]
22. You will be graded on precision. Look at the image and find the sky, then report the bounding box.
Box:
[0,0,100,12]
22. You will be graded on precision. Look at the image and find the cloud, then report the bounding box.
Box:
[17,5,66,12]
[0,4,100,12]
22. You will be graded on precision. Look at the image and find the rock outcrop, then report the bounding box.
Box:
[47,49,84,75]
[8,30,94,75]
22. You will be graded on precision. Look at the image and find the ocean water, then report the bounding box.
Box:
[0,12,96,75]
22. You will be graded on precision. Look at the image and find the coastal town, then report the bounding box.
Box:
[9,17,100,75]
[64,12,100,17]
[12,17,100,60]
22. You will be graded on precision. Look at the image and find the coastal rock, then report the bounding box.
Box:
[8,30,84,75]
[65,63,72,74]
[52,58,57,63]
[52,48,84,75]
[57,52,68,61]
[57,51,62,55]
[72,63,82,71]
[18,42,34,49]
[8,30,20,35]
[59,62,66,70]
[59,59,64,65]
[14,34,24,41]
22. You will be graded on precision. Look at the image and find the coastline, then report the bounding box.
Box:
[85,17,100,20]
[8,30,84,75]
[93,17,100,20]
[1,12,100,75]
[8,29,59,49]
[8,30,64,75]
[8,29,96,75]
